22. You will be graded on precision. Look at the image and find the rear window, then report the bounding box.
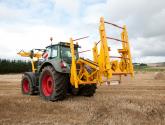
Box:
[61,46,78,63]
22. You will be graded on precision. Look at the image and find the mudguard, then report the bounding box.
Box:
[39,58,70,74]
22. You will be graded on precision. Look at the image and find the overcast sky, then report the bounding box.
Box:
[0,0,165,63]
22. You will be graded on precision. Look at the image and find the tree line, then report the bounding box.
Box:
[0,59,31,74]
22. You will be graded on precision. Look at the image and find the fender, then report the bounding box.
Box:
[39,59,70,73]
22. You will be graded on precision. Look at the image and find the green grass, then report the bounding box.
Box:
[134,66,165,72]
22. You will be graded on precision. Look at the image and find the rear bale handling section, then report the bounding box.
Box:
[70,17,134,88]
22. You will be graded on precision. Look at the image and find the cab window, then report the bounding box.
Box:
[52,46,58,57]
[46,46,58,58]
[61,46,78,59]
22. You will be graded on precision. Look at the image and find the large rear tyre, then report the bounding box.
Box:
[66,74,97,96]
[39,66,67,101]
[21,74,35,95]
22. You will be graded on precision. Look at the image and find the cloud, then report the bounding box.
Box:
[82,0,165,62]
[0,4,25,22]
[0,25,69,59]
[53,0,80,15]
[131,36,165,57]
[0,0,164,63]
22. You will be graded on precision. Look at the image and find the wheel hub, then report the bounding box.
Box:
[23,79,30,93]
[42,73,54,96]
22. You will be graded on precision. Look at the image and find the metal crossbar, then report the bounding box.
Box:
[104,21,124,29]
[110,56,129,60]
[106,37,127,43]
[96,40,101,45]
[73,36,89,41]
[78,50,91,54]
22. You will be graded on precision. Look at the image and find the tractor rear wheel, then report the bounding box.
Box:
[79,84,97,97]
[21,74,35,95]
[62,73,97,97]
[39,66,67,101]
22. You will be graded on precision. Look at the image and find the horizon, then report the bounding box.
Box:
[0,57,165,64]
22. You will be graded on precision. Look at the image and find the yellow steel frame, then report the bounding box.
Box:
[17,51,42,73]
[97,17,134,76]
[120,25,134,77]
[70,38,99,88]
[70,17,134,88]
[98,17,112,80]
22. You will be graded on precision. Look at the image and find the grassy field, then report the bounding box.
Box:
[134,65,165,72]
[0,72,165,125]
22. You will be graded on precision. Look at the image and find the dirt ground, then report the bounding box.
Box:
[0,72,165,125]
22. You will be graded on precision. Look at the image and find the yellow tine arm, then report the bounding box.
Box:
[70,38,79,88]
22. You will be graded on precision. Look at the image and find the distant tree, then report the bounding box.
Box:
[140,63,147,67]
[0,59,31,74]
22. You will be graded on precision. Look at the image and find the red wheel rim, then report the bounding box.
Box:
[23,79,30,93]
[42,73,54,96]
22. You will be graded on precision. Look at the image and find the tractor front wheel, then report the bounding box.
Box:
[21,74,35,95]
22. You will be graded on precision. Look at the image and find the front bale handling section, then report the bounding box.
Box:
[17,49,43,73]
[70,17,134,88]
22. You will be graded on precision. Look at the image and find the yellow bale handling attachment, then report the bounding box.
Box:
[70,17,134,88]
[17,50,43,73]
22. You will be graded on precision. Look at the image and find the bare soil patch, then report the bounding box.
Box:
[0,73,165,125]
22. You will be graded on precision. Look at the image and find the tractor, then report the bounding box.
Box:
[18,17,134,101]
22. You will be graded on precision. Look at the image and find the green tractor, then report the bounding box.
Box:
[18,41,96,101]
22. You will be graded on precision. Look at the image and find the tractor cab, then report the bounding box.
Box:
[45,42,80,64]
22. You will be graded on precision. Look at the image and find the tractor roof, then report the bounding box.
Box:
[46,42,81,48]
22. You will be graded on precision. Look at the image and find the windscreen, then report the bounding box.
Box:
[61,46,78,64]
